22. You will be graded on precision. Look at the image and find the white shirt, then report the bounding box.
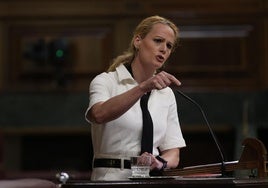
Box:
[85,64,186,180]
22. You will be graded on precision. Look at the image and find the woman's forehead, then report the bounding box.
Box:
[147,23,176,41]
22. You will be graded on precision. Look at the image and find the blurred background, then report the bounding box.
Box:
[0,0,267,180]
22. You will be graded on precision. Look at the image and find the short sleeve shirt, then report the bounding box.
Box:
[85,64,186,158]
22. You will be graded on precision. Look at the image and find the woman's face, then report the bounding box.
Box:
[134,23,176,70]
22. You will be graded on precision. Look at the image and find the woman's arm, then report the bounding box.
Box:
[161,148,180,168]
[87,71,181,124]
[87,84,145,124]
[149,148,180,170]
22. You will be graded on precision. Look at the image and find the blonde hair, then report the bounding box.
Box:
[107,15,179,72]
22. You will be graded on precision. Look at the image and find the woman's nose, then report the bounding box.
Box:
[159,44,167,54]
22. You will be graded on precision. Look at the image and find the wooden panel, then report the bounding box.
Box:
[264,20,268,88]
[0,23,4,91]
[0,0,264,17]
[7,21,113,91]
[164,23,260,90]
[168,25,252,71]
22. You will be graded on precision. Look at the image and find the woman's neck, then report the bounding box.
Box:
[131,61,155,83]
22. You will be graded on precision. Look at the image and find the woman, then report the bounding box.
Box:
[85,15,186,180]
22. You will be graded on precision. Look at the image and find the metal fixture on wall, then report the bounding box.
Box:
[23,38,72,87]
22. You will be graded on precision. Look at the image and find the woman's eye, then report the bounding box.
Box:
[154,38,162,43]
[167,43,173,49]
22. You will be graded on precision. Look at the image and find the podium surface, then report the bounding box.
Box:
[61,177,268,188]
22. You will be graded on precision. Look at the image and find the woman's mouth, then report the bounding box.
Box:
[156,55,165,63]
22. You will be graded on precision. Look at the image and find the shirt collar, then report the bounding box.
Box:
[116,64,135,83]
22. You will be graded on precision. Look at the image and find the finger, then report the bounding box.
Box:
[156,83,163,89]
[157,72,172,86]
[163,72,181,86]
[156,77,167,88]
[153,73,171,90]
[152,79,164,89]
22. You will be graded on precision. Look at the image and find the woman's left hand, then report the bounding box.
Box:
[141,152,163,170]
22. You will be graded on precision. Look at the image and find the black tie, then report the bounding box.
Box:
[140,92,153,154]
[124,64,154,154]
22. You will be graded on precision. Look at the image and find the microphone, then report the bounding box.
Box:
[173,89,227,177]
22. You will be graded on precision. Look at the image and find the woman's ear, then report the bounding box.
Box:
[134,35,141,49]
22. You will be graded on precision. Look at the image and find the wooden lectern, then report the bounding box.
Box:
[163,137,268,178]
[61,138,268,188]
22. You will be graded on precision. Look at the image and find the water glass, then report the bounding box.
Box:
[130,155,151,177]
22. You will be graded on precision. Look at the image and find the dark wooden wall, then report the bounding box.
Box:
[0,0,267,91]
[0,0,267,179]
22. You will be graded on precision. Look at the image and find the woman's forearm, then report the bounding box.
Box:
[87,84,146,124]
[161,148,180,168]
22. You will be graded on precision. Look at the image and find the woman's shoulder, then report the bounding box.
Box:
[157,87,175,96]
[153,87,176,102]
[91,70,117,83]
[92,64,130,84]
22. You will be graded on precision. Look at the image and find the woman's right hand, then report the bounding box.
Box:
[139,71,181,93]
